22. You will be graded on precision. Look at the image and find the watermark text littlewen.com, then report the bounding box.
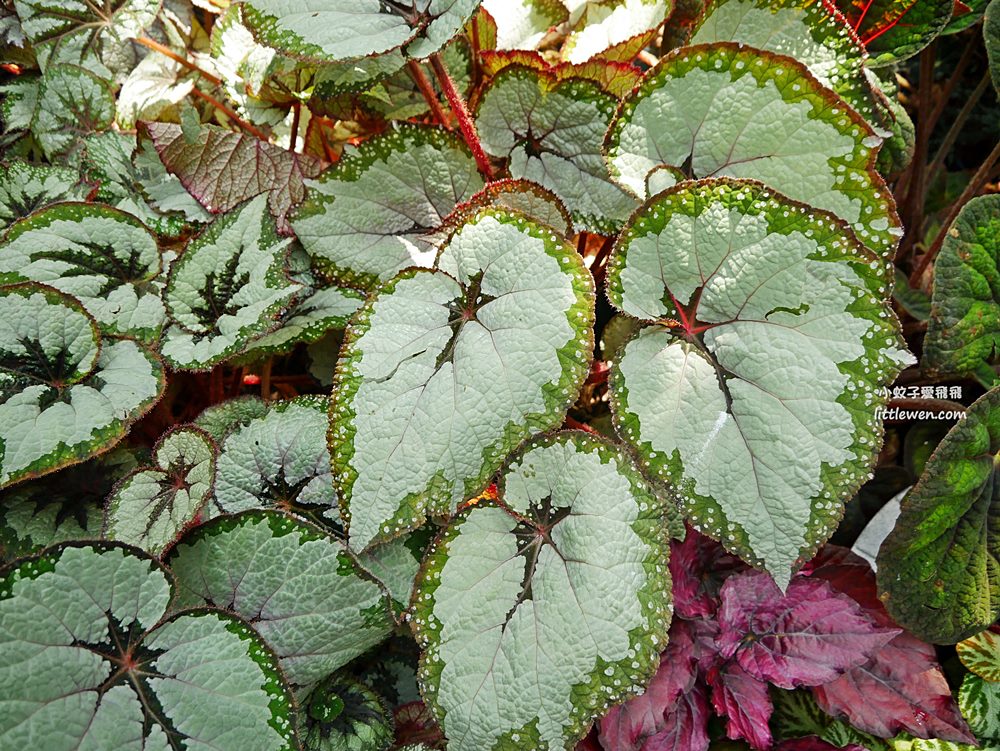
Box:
[875,406,967,421]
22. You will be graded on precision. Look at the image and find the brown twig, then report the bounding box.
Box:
[406,60,452,127]
[190,87,270,141]
[910,139,1000,285]
[134,36,222,86]
[926,72,991,187]
[429,53,494,179]
[289,101,302,152]
[895,42,937,260]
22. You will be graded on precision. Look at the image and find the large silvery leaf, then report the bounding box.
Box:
[0,284,164,489]
[605,43,901,274]
[0,161,90,224]
[481,0,567,49]
[877,386,1000,643]
[923,195,1000,378]
[214,396,340,528]
[292,125,485,290]
[475,64,639,234]
[0,448,139,561]
[12,0,159,75]
[331,208,595,551]
[241,0,481,64]
[0,202,165,342]
[161,194,301,370]
[562,0,671,63]
[833,0,953,66]
[143,121,325,236]
[193,394,270,441]
[32,65,115,160]
[298,674,395,751]
[0,541,297,750]
[167,510,394,689]
[606,180,911,585]
[104,426,216,556]
[411,432,672,751]
[689,0,886,128]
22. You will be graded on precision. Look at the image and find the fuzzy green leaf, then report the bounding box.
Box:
[0,541,297,750]
[607,179,911,585]
[833,0,953,66]
[605,43,901,275]
[0,202,166,342]
[877,386,1000,643]
[104,426,216,556]
[0,283,164,489]
[161,193,301,370]
[292,125,485,290]
[0,161,90,224]
[240,0,481,64]
[331,208,595,551]
[924,195,1000,377]
[412,432,672,751]
[475,65,639,234]
[167,510,394,688]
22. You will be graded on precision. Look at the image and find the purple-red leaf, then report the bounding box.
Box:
[140,121,324,235]
[669,526,748,619]
[708,662,772,750]
[717,571,898,689]
[599,619,707,751]
[808,546,975,744]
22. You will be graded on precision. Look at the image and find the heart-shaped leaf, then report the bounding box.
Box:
[960,673,1000,741]
[606,179,910,585]
[562,0,671,64]
[214,395,339,528]
[0,202,166,342]
[143,121,326,236]
[877,386,1000,643]
[104,426,217,556]
[0,541,297,750]
[0,161,90,224]
[716,570,898,688]
[298,674,395,751]
[0,448,140,561]
[0,283,165,489]
[924,195,1000,378]
[292,124,485,290]
[241,0,481,64]
[605,43,900,273]
[688,0,887,129]
[481,0,568,50]
[411,432,672,751]
[167,510,394,689]
[32,65,115,160]
[12,0,159,75]
[331,208,594,551]
[474,64,639,233]
[958,630,1000,683]
[161,193,301,370]
[832,0,953,66]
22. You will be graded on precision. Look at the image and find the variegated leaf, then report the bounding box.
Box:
[412,432,672,751]
[0,448,140,561]
[475,65,639,234]
[115,53,195,130]
[167,510,394,689]
[459,179,574,237]
[0,202,166,342]
[360,528,431,613]
[689,0,887,129]
[958,630,1000,683]
[562,0,671,63]
[960,673,1000,741]
[214,395,340,529]
[481,0,568,50]
[240,0,481,64]
[606,179,911,585]
[0,161,89,225]
[12,0,159,76]
[292,125,485,290]
[605,43,901,275]
[331,208,595,551]
[103,426,217,556]
[161,193,301,370]
[833,0,953,66]
[0,541,298,750]
[298,674,395,751]
[0,283,164,489]
[31,65,115,160]
[193,395,270,441]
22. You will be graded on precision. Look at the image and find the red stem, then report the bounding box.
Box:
[429,53,494,179]
[407,60,452,128]
[289,101,302,152]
